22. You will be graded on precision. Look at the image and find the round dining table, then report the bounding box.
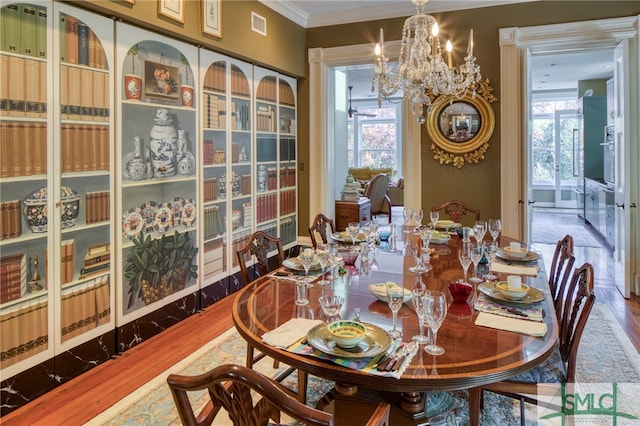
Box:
[232,228,559,425]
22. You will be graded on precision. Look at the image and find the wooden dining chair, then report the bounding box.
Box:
[363,173,392,223]
[431,200,480,225]
[236,230,285,286]
[235,231,307,402]
[167,363,391,426]
[308,213,335,249]
[469,262,595,426]
[548,234,575,316]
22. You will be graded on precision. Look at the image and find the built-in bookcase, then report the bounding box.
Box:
[254,67,297,249]
[0,1,116,382]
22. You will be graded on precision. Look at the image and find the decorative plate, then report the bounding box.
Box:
[478,281,545,305]
[181,198,197,227]
[155,203,173,233]
[429,234,451,244]
[306,322,391,359]
[122,207,144,239]
[368,283,413,304]
[283,257,322,272]
[140,201,158,233]
[172,197,184,227]
[330,232,367,243]
[496,249,540,263]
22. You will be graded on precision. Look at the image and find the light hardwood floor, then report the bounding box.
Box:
[2,209,638,424]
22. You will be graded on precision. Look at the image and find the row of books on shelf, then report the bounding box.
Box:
[279,189,296,216]
[203,240,225,279]
[203,177,219,202]
[61,274,110,342]
[86,190,111,224]
[61,65,110,121]
[259,167,296,191]
[278,216,297,246]
[80,242,110,280]
[231,101,251,131]
[0,200,21,240]
[203,205,226,240]
[1,253,27,304]
[256,76,277,103]
[256,105,276,132]
[0,121,47,177]
[202,94,226,129]
[256,194,278,223]
[60,13,108,69]
[1,3,46,58]
[1,54,47,118]
[61,124,110,173]
[278,80,295,107]
[203,62,250,97]
[203,140,245,166]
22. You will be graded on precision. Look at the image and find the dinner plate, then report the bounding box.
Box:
[478,281,545,304]
[435,220,461,230]
[368,283,413,303]
[140,201,158,233]
[306,322,391,359]
[430,235,451,244]
[171,197,184,227]
[282,256,330,272]
[330,232,367,243]
[495,249,540,263]
[155,203,173,233]
[181,198,197,227]
[122,207,144,239]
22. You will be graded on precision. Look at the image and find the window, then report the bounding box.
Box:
[347,101,402,174]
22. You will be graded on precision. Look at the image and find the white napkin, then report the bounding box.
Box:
[475,312,547,337]
[262,318,323,348]
[491,261,540,277]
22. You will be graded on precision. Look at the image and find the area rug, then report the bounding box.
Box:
[86,303,639,426]
[531,212,601,248]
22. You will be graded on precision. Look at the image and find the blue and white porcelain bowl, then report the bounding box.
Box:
[23,186,81,232]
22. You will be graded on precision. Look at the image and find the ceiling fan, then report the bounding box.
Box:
[348,86,377,118]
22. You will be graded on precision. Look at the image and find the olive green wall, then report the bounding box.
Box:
[77,0,306,77]
[304,1,639,228]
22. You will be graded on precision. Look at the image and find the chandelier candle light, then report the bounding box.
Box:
[372,0,481,123]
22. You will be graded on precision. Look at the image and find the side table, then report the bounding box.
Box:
[335,198,371,231]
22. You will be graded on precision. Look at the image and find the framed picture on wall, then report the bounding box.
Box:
[158,0,184,23]
[202,0,222,38]
[144,60,180,102]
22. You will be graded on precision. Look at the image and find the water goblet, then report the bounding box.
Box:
[369,222,380,270]
[458,243,473,284]
[347,221,360,245]
[408,234,427,274]
[411,285,430,345]
[360,220,372,242]
[423,290,448,356]
[469,242,484,284]
[315,245,331,286]
[488,218,502,247]
[430,210,439,229]
[482,243,499,281]
[386,283,404,339]
[299,248,315,279]
[474,220,487,243]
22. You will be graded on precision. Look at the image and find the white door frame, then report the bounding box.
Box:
[308,43,422,225]
[500,16,638,240]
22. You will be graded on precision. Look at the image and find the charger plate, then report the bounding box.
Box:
[331,232,367,243]
[478,281,545,305]
[307,322,391,359]
[496,249,540,262]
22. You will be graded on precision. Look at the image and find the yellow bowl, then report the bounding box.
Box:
[327,320,366,349]
[496,281,530,300]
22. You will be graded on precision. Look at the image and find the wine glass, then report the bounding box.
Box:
[430,210,439,229]
[458,243,472,284]
[423,290,448,356]
[474,220,487,243]
[299,248,315,279]
[482,243,499,281]
[413,209,424,227]
[411,284,430,344]
[386,284,404,339]
[469,242,484,284]
[408,234,427,273]
[369,222,379,270]
[488,218,502,247]
[360,220,372,242]
[347,222,360,245]
[315,245,331,286]
[403,208,414,226]
[326,243,339,280]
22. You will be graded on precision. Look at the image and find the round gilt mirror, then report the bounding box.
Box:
[426,83,496,168]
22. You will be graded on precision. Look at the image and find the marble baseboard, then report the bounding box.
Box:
[200,276,230,308]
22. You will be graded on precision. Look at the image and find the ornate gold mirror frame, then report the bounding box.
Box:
[426,79,497,168]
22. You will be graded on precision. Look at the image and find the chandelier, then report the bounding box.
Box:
[372,0,481,123]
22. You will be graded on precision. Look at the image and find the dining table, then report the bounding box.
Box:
[232,226,559,425]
